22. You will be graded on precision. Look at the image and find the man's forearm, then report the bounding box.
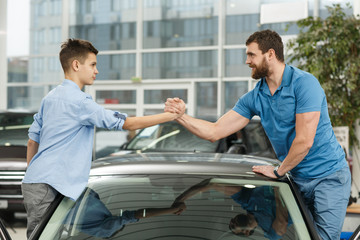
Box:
[252,136,312,178]
[276,137,312,176]
[176,114,218,142]
[277,111,319,175]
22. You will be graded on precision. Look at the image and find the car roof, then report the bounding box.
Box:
[91,153,281,180]
[0,110,35,115]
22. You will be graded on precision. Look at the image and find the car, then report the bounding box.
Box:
[1,152,347,240]
[0,111,34,221]
[103,119,277,159]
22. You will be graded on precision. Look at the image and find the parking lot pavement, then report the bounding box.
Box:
[343,203,360,233]
[4,213,26,240]
[7,227,26,240]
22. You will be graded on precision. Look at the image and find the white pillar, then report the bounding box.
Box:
[351,0,360,204]
[355,0,360,18]
[136,0,144,116]
[62,0,70,41]
[0,0,8,110]
[217,0,225,118]
[313,0,320,18]
[352,120,360,202]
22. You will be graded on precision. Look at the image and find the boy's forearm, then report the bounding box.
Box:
[122,112,178,130]
[26,139,39,166]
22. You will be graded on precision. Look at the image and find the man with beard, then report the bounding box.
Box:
[165,30,351,240]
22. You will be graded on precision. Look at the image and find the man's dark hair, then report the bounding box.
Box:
[246,29,284,62]
[59,38,98,73]
[229,213,255,236]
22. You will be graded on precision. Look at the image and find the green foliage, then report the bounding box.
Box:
[287,3,360,147]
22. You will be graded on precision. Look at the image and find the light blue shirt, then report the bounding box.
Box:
[233,65,347,178]
[67,189,138,238]
[23,79,127,200]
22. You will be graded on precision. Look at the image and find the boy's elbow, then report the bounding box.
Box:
[27,139,38,147]
[122,122,134,131]
[122,118,134,130]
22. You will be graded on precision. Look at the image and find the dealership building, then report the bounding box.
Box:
[1,0,358,117]
[1,0,360,207]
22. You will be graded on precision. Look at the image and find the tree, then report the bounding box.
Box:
[286,3,360,146]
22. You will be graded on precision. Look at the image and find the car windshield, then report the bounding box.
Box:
[39,176,312,240]
[126,122,219,152]
[0,113,33,147]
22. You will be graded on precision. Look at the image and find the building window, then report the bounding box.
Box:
[143,0,218,48]
[49,27,61,44]
[96,54,136,80]
[143,51,217,79]
[49,0,62,16]
[196,82,217,119]
[86,0,96,14]
[96,90,136,104]
[144,89,188,104]
[225,49,250,77]
[224,81,248,112]
[8,86,45,111]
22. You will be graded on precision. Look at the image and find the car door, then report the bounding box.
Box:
[350,225,360,240]
[0,219,11,240]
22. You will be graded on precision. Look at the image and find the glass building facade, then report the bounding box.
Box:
[5,0,355,119]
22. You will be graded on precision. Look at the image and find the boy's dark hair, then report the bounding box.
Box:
[59,38,98,73]
[246,29,284,62]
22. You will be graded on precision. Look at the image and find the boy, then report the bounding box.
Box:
[22,38,184,238]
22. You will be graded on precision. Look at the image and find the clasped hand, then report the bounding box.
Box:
[164,98,186,119]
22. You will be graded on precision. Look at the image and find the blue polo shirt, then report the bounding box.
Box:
[233,65,346,178]
[23,79,127,200]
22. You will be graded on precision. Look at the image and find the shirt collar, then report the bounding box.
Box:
[259,78,271,96]
[63,79,81,90]
[280,64,291,88]
[258,64,291,96]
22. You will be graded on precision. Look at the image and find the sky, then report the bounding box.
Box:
[6,0,30,56]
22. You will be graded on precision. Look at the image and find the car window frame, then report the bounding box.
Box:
[35,176,319,240]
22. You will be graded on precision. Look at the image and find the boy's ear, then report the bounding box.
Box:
[71,59,80,72]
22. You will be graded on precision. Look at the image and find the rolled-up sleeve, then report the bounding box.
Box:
[28,113,42,143]
[79,96,127,130]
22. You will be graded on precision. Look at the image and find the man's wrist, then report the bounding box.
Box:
[273,166,284,178]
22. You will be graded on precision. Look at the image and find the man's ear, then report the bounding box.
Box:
[267,49,276,61]
[71,59,80,72]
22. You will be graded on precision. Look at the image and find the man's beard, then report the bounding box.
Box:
[251,58,269,79]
